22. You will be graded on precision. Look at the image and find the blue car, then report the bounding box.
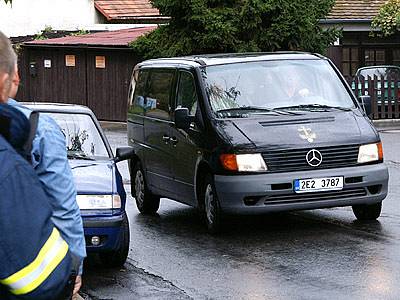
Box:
[24,103,133,267]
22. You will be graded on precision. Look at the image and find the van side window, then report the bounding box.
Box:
[146,70,175,120]
[129,70,148,115]
[177,71,198,116]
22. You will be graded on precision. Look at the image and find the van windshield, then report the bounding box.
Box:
[202,60,355,115]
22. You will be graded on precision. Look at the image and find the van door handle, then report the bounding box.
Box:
[170,137,178,146]
[162,135,170,144]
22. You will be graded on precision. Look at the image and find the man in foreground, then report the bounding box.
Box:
[0,30,86,297]
[0,32,77,299]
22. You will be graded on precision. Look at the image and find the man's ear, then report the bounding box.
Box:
[0,73,10,103]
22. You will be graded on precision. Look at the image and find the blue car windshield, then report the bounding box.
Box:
[43,112,110,159]
[202,60,355,114]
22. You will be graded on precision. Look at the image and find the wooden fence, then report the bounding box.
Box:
[346,75,400,119]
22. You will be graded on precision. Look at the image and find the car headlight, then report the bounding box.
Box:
[358,142,383,164]
[76,195,121,210]
[220,153,267,172]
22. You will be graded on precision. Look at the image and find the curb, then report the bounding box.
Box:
[99,121,127,131]
[372,119,400,131]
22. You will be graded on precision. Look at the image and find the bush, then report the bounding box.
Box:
[372,0,400,37]
[130,0,339,59]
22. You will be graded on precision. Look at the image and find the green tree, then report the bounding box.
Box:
[371,0,400,37]
[3,0,12,4]
[130,0,339,59]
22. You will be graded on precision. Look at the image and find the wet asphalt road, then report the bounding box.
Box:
[81,127,400,300]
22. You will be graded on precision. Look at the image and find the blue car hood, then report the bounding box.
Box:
[69,160,115,194]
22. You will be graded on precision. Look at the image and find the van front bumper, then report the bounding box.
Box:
[214,163,389,215]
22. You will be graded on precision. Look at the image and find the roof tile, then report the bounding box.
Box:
[327,0,386,20]
[94,0,167,21]
[24,27,156,47]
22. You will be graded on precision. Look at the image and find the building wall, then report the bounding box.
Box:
[18,46,140,121]
[0,0,102,37]
[325,31,400,80]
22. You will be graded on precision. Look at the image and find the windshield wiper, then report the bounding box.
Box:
[275,104,352,112]
[67,153,95,161]
[217,106,300,116]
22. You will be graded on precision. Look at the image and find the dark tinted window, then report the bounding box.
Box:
[177,71,198,115]
[129,70,148,115]
[146,70,175,120]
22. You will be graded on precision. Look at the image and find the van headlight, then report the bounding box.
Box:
[220,153,267,172]
[76,195,121,210]
[358,142,383,164]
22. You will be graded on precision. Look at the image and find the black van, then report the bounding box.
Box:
[127,52,388,233]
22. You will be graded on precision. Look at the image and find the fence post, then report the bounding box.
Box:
[372,75,378,119]
[387,75,393,118]
[395,75,399,118]
[380,75,386,119]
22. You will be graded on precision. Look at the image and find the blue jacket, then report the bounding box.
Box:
[8,99,86,274]
[0,105,72,299]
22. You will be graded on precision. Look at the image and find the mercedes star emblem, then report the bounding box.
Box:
[306,149,323,167]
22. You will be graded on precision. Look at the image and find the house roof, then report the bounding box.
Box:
[24,27,156,48]
[94,0,168,22]
[327,0,386,20]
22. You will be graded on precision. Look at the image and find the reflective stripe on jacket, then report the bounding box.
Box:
[0,228,68,296]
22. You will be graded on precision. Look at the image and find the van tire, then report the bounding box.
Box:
[203,174,223,234]
[133,163,160,214]
[352,202,382,220]
[100,212,130,268]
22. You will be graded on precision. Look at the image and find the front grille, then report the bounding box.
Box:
[262,145,359,173]
[264,188,367,206]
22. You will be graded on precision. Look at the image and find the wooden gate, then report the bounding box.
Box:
[86,49,137,121]
[351,75,400,119]
[17,46,140,121]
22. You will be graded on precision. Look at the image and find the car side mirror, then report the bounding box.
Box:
[358,95,372,117]
[175,107,194,130]
[115,146,135,163]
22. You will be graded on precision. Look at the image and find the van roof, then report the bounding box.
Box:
[137,52,324,68]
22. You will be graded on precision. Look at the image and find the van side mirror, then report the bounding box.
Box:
[175,107,194,130]
[115,146,135,163]
[358,95,372,117]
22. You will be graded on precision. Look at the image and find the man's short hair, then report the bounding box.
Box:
[0,31,17,77]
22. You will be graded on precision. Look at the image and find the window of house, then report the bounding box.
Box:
[364,49,385,66]
[393,49,400,66]
[176,71,198,116]
[342,47,359,77]
[146,70,175,120]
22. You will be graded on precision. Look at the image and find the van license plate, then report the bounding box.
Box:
[294,177,344,193]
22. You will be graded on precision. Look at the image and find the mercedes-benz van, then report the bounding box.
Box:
[127,52,389,233]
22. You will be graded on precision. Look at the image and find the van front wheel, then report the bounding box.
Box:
[352,202,382,220]
[203,174,222,234]
[133,163,160,214]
